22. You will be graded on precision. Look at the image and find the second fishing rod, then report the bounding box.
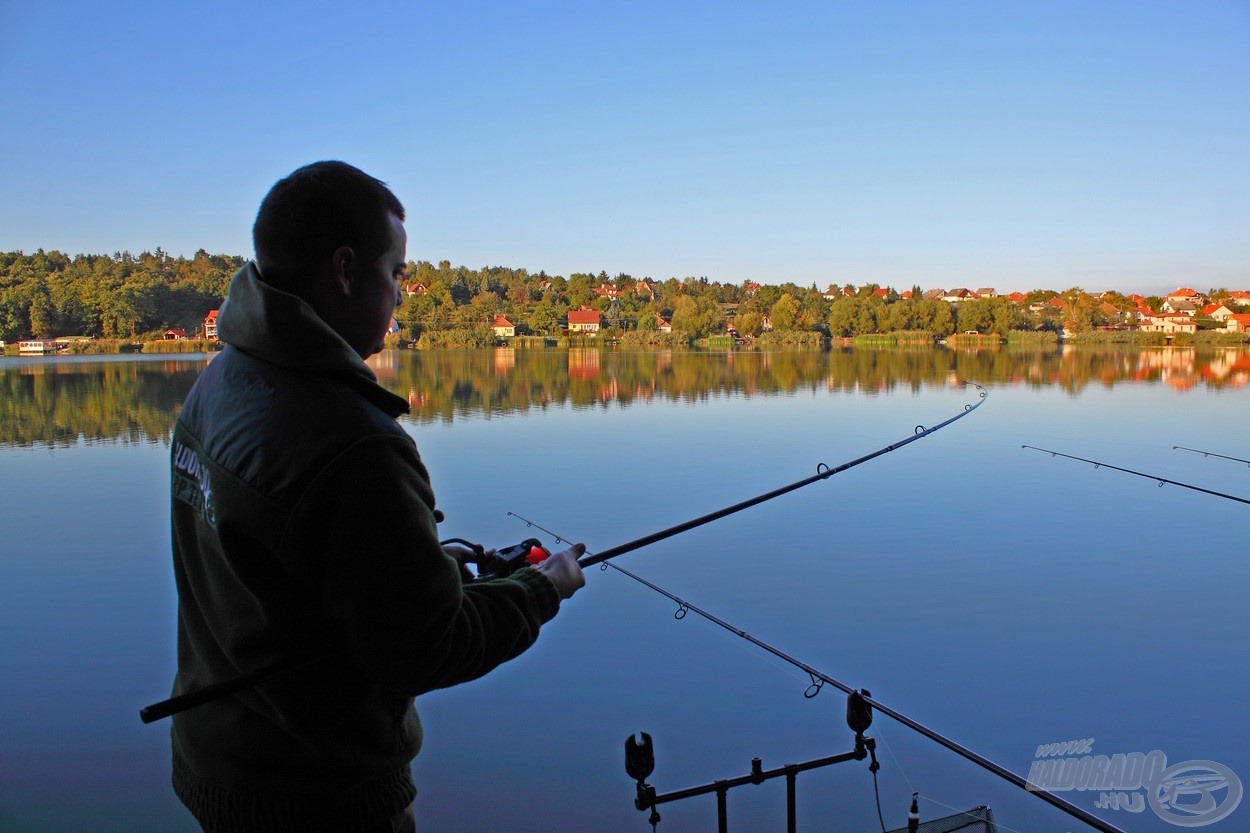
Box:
[508,511,1125,833]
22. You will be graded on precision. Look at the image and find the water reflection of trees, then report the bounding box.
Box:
[3,346,1248,446]
[382,345,1250,424]
[0,358,203,447]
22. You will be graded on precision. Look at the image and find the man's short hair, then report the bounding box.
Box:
[252,161,405,290]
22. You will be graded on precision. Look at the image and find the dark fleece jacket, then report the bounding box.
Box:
[169,263,559,831]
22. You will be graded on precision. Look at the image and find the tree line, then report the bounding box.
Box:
[0,249,242,343]
[0,248,1217,345]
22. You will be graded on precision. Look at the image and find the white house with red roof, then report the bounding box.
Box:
[490,315,515,338]
[204,310,220,341]
[1202,304,1234,322]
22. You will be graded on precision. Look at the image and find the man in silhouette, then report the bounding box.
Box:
[169,160,584,832]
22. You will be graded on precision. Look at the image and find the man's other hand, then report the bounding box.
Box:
[535,543,586,600]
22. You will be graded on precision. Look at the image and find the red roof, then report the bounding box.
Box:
[205,309,219,321]
[568,310,600,325]
[491,315,514,328]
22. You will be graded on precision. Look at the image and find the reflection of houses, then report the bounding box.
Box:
[493,347,515,374]
[364,350,399,380]
[491,315,515,337]
[568,309,601,333]
[205,310,220,341]
[567,348,600,380]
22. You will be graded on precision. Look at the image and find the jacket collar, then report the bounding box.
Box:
[217,262,409,417]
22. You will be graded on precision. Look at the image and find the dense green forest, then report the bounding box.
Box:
[0,250,242,342]
[0,249,1230,346]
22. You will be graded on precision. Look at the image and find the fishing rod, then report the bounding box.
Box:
[1022,446,1250,506]
[141,386,986,723]
[507,512,1125,833]
[1173,445,1250,468]
[574,383,987,570]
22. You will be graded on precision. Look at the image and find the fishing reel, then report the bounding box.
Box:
[440,537,551,580]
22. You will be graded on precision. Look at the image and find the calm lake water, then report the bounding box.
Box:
[2,346,1248,833]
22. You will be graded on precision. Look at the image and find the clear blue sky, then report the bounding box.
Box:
[1,0,1246,295]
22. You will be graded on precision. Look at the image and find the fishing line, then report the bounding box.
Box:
[1173,445,1250,468]
[1022,445,1250,506]
[507,512,1125,833]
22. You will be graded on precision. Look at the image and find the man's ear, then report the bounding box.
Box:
[330,246,356,296]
